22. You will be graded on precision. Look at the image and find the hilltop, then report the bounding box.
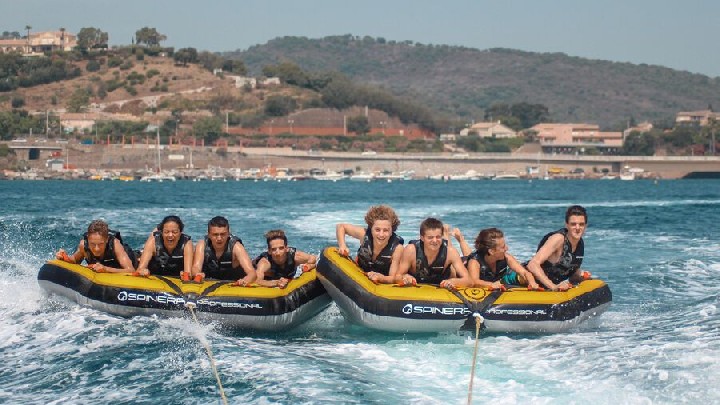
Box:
[228,35,720,129]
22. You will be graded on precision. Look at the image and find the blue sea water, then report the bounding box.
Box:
[0,179,719,404]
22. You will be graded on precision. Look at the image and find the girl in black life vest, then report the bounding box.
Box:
[135,215,193,278]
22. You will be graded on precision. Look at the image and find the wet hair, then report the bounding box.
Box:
[208,216,229,231]
[265,229,288,247]
[474,228,504,255]
[419,217,443,236]
[87,219,109,238]
[158,215,184,232]
[364,205,400,231]
[565,205,588,223]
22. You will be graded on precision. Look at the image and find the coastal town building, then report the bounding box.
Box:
[675,110,720,126]
[623,121,653,139]
[529,123,623,154]
[460,121,517,138]
[0,30,77,55]
[222,74,281,89]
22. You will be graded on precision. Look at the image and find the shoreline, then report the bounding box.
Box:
[4,144,720,180]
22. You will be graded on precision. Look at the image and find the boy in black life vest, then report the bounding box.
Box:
[191,216,256,286]
[56,219,136,273]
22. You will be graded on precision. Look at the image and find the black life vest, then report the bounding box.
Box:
[356,227,404,276]
[253,247,297,280]
[83,230,138,269]
[202,235,245,280]
[467,251,509,282]
[410,239,450,284]
[537,228,584,284]
[149,231,191,276]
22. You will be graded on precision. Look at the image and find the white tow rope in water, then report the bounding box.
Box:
[186,303,229,405]
[467,312,484,405]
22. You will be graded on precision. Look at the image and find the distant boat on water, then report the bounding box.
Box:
[313,171,346,181]
[492,174,521,180]
[140,174,176,182]
[349,172,375,182]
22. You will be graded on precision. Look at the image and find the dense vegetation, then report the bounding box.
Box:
[2,30,718,156]
[262,63,437,131]
[230,35,720,130]
[0,53,81,91]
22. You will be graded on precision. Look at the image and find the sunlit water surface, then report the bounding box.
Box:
[1,179,718,404]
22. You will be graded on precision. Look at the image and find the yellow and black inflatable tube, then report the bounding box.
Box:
[38,260,331,331]
[317,247,612,333]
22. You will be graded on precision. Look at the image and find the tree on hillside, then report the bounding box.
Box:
[703,118,719,155]
[193,117,223,144]
[622,131,655,156]
[77,27,109,50]
[135,27,167,47]
[263,63,308,87]
[197,51,223,71]
[222,59,246,75]
[319,77,355,110]
[485,102,549,130]
[1,31,22,39]
[174,47,198,66]
[346,115,370,135]
[66,88,91,113]
[264,95,297,117]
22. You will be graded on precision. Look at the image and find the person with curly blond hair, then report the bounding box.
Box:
[336,205,404,284]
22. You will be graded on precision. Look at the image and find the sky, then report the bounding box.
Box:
[2,0,719,77]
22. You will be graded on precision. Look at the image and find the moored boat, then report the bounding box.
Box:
[316,247,611,333]
[38,260,331,331]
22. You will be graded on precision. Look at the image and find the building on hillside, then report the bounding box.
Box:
[227,75,257,89]
[261,77,281,86]
[0,30,77,54]
[675,110,720,126]
[623,121,653,139]
[226,75,280,89]
[529,123,623,154]
[460,122,517,138]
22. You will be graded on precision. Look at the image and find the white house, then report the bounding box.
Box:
[460,122,517,138]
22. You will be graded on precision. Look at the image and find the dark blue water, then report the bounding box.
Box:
[1,179,718,404]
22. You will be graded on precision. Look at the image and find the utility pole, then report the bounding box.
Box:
[156,125,161,173]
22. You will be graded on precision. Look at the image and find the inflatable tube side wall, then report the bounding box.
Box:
[38,260,330,330]
[317,247,612,333]
[318,248,479,321]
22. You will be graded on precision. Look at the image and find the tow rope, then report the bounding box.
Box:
[186,302,228,405]
[467,312,484,405]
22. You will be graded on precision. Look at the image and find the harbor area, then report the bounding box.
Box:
[3,142,720,181]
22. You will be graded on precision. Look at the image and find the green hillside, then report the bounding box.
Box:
[228,35,720,129]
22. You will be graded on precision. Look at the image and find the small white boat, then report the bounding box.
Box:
[349,173,375,182]
[492,174,521,180]
[313,171,346,181]
[140,174,176,182]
